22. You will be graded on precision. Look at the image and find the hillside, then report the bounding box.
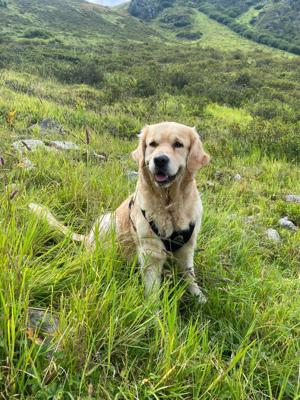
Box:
[128,0,300,54]
[89,0,128,6]
[0,0,166,82]
[0,0,157,41]
[0,0,300,398]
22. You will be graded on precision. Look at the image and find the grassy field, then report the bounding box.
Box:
[0,0,300,398]
[0,67,299,399]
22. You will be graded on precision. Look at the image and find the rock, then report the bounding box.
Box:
[214,170,223,179]
[12,139,46,153]
[244,215,256,224]
[206,180,215,188]
[285,195,300,204]
[233,173,242,181]
[28,309,59,335]
[20,158,34,170]
[30,118,64,135]
[127,170,139,180]
[92,151,108,161]
[27,309,60,361]
[49,141,79,151]
[279,217,298,231]
[266,229,281,242]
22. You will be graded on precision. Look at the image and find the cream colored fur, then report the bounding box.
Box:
[29,122,210,303]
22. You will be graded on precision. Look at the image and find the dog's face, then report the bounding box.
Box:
[132,122,210,187]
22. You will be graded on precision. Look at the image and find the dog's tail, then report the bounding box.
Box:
[29,203,86,243]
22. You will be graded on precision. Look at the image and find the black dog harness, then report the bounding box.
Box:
[129,198,195,253]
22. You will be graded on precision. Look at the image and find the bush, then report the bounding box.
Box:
[135,79,157,97]
[176,32,202,40]
[160,0,173,8]
[235,73,252,87]
[23,29,51,39]
[55,60,104,86]
[168,70,189,89]
[254,4,264,10]
[160,14,191,27]
[235,119,300,161]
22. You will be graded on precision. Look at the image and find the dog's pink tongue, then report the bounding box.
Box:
[155,174,168,182]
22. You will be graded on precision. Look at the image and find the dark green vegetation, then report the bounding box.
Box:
[129,0,173,20]
[0,0,299,399]
[129,0,300,54]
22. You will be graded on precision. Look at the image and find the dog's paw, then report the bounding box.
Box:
[195,291,207,304]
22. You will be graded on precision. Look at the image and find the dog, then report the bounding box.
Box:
[30,122,210,303]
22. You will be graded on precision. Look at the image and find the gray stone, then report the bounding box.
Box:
[127,170,139,180]
[206,180,215,188]
[31,118,64,135]
[233,173,242,181]
[93,152,108,161]
[266,229,281,242]
[28,309,59,335]
[214,170,223,179]
[49,141,79,151]
[285,195,300,204]
[12,139,46,153]
[244,215,256,224]
[21,158,34,170]
[279,217,298,231]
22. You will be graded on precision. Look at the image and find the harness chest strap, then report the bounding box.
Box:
[129,197,195,253]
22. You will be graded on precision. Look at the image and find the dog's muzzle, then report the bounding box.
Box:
[150,155,181,186]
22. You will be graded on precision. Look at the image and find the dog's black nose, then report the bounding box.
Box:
[154,155,169,168]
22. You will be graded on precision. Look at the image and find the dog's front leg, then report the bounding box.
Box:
[175,246,207,304]
[138,245,166,300]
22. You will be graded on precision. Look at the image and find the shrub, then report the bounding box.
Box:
[55,60,104,86]
[135,79,157,97]
[168,70,189,89]
[160,14,191,27]
[235,73,252,87]
[176,32,202,40]
[234,119,300,161]
[254,4,264,10]
[23,29,51,39]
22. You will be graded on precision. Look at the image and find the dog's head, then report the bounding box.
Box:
[132,122,210,188]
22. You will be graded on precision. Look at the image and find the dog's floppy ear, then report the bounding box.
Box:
[187,128,210,173]
[132,126,148,167]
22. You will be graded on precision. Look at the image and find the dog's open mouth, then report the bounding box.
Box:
[154,170,179,186]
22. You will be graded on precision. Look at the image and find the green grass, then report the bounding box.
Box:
[0,67,299,399]
[205,104,253,126]
[193,10,266,52]
[0,0,300,398]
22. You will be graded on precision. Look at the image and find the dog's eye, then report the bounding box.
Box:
[149,141,158,148]
[173,141,184,148]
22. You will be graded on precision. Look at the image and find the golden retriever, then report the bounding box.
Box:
[30,122,210,303]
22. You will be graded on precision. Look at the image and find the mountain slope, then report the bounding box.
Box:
[0,0,156,41]
[89,0,128,6]
[0,0,166,81]
[195,0,300,53]
[0,0,300,398]
[128,0,300,54]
